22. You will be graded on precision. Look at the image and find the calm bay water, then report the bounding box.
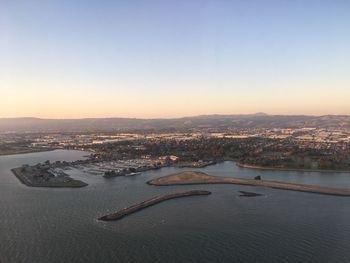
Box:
[1,150,350,263]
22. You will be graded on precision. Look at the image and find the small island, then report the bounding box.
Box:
[12,161,87,188]
[147,171,350,196]
[98,190,211,221]
[239,191,262,197]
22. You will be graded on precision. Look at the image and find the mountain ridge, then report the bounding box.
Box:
[1,114,349,133]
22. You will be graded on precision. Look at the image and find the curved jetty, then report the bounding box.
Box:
[98,190,211,221]
[147,171,350,196]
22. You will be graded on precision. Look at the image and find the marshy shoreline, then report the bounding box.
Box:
[236,162,350,174]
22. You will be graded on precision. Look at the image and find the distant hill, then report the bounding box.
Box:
[0,114,350,133]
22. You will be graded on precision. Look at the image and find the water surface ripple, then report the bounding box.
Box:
[1,150,350,263]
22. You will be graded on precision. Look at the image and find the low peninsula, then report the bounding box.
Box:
[147,171,350,196]
[98,190,211,221]
[12,163,87,188]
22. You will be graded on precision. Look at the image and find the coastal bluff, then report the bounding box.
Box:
[147,171,350,196]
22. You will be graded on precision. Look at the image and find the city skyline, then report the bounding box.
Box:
[1,0,350,118]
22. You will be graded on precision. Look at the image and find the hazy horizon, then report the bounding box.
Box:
[2,112,350,121]
[1,0,350,118]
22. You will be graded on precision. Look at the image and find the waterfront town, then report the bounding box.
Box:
[2,126,350,187]
[1,127,350,154]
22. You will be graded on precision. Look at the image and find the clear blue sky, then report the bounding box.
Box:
[1,0,349,118]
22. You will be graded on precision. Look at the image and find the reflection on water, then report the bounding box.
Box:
[1,150,350,263]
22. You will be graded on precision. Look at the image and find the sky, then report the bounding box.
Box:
[1,0,349,118]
